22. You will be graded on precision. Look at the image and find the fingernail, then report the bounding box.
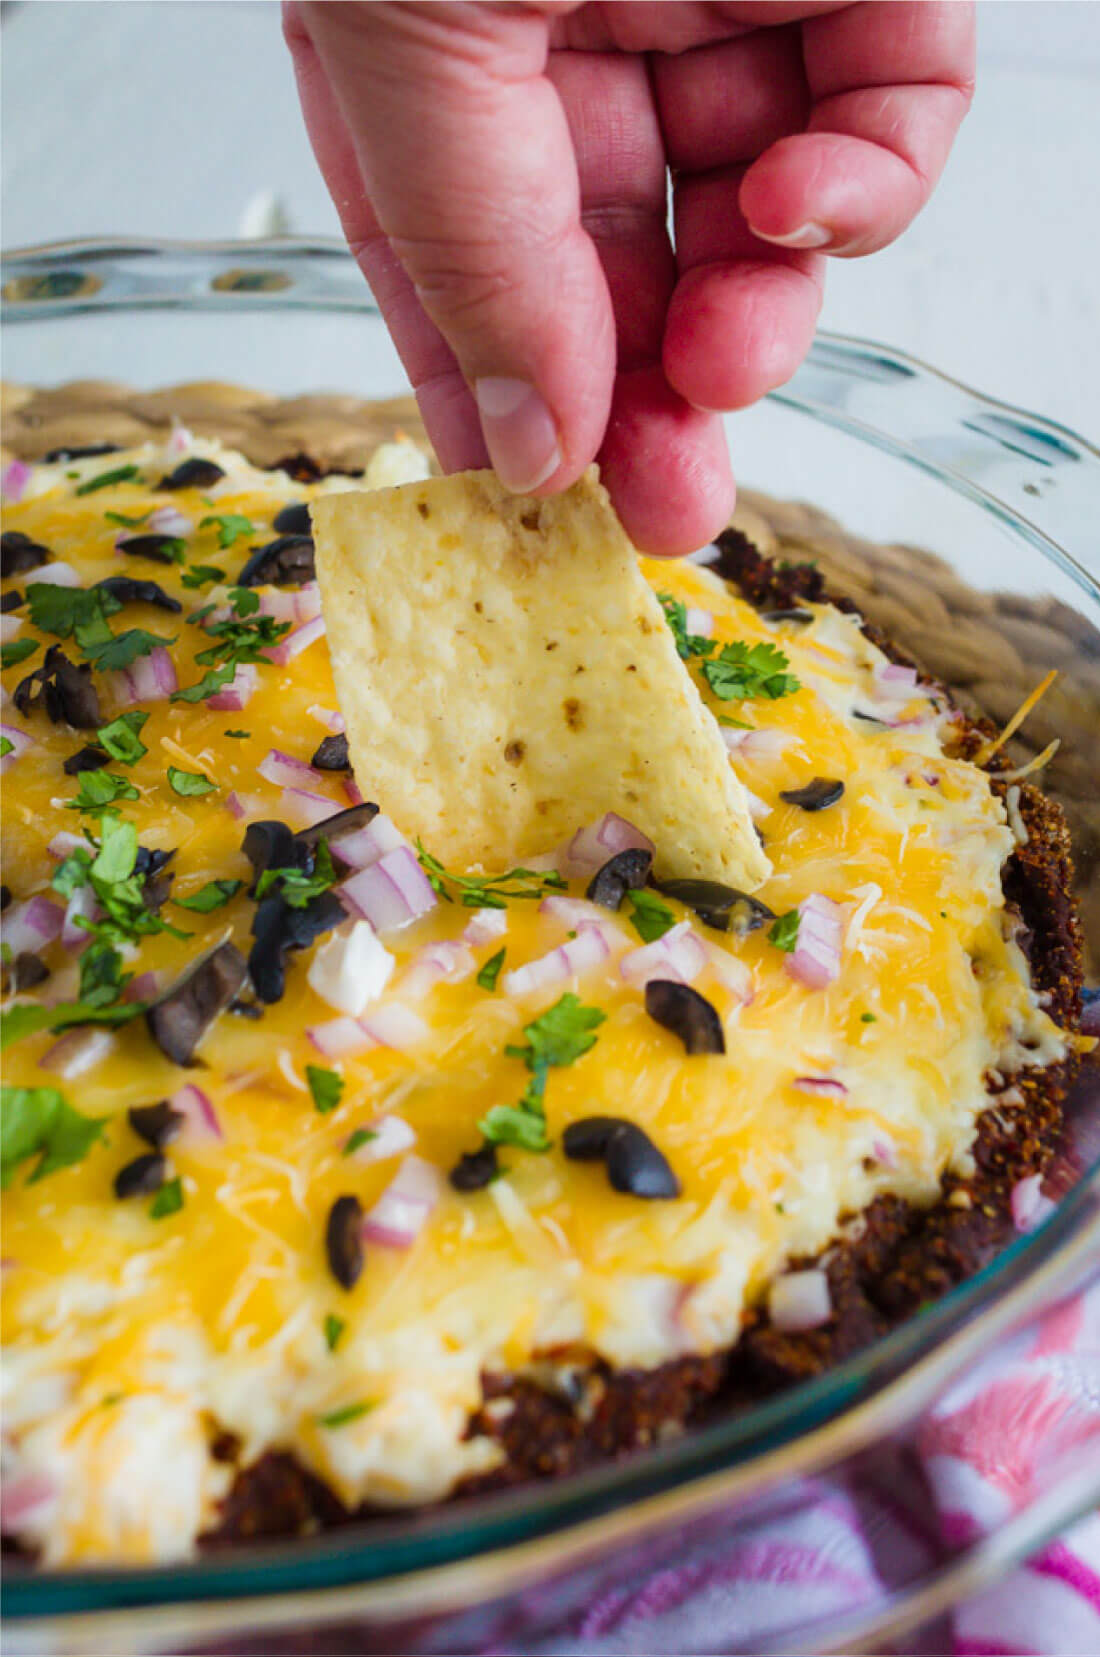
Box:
[751,221,832,250]
[475,378,561,493]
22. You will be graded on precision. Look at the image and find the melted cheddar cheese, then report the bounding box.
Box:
[1,435,1066,1564]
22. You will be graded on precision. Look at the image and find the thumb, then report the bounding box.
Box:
[291,1,615,494]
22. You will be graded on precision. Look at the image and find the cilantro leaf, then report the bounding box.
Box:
[417,842,566,908]
[65,770,139,811]
[476,947,506,991]
[167,766,216,798]
[105,509,152,529]
[199,513,254,549]
[74,464,140,495]
[658,592,717,661]
[81,628,176,673]
[51,845,93,899]
[255,840,337,909]
[626,888,675,944]
[343,1128,377,1156]
[0,736,12,757]
[26,581,121,641]
[89,812,138,883]
[173,879,241,913]
[509,993,607,1072]
[96,710,149,765]
[180,564,227,590]
[316,1401,373,1428]
[323,1313,346,1352]
[78,939,129,1006]
[1,638,38,669]
[150,1177,184,1219]
[307,1064,344,1115]
[768,910,801,952]
[0,997,146,1051]
[170,665,236,704]
[478,1102,551,1153]
[226,586,260,618]
[1,1084,108,1187]
[702,641,800,702]
[223,729,250,740]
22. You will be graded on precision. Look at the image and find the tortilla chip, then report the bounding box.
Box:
[312,468,770,890]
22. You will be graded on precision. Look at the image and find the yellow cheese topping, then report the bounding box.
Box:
[0,437,1066,1565]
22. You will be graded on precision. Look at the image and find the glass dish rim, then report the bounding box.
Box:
[2,237,1098,1632]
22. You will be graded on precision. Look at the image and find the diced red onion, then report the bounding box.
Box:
[873,662,919,701]
[402,940,476,999]
[2,458,32,502]
[1,614,22,646]
[47,829,87,861]
[257,588,300,625]
[23,560,80,587]
[793,1075,849,1100]
[344,1114,416,1163]
[744,788,772,823]
[722,726,800,763]
[621,919,706,988]
[278,786,341,829]
[171,1082,223,1141]
[870,1136,899,1169]
[1011,1174,1057,1233]
[358,1001,431,1051]
[786,894,842,990]
[0,1466,56,1531]
[2,894,64,956]
[339,846,437,932]
[206,663,258,711]
[463,907,508,946]
[224,789,265,822]
[343,778,364,807]
[331,812,407,872]
[768,1268,832,1332]
[539,894,610,930]
[148,505,193,537]
[502,924,613,997]
[0,722,34,774]
[683,606,713,638]
[362,1154,440,1247]
[264,614,326,666]
[259,748,321,789]
[703,942,754,1003]
[307,921,394,1016]
[308,1015,376,1058]
[307,705,345,734]
[61,886,100,952]
[562,813,655,877]
[123,970,160,1003]
[110,647,177,705]
[40,1026,115,1079]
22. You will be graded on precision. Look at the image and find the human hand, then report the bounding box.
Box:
[285,2,974,554]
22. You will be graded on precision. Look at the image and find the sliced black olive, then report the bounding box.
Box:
[128,1101,184,1150]
[0,885,10,912]
[117,534,185,566]
[1,590,22,614]
[326,1194,364,1290]
[237,534,315,589]
[114,1153,167,1199]
[449,1144,499,1191]
[4,952,49,993]
[158,457,226,491]
[605,1123,681,1200]
[62,744,110,775]
[14,644,101,728]
[294,801,378,852]
[43,442,119,464]
[779,777,845,812]
[272,451,326,484]
[273,500,312,536]
[146,941,247,1066]
[241,819,307,890]
[134,846,175,880]
[94,575,182,614]
[585,847,654,911]
[133,845,176,912]
[761,608,814,624]
[310,733,350,772]
[653,877,774,936]
[645,979,725,1055]
[1,530,52,577]
[562,1117,627,1162]
[248,890,345,1004]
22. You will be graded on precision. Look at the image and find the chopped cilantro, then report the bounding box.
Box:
[50,810,187,962]
[476,947,506,991]
[0,997,148,1051]
[343,1128,377,1156]
[167,766,216,798]
[173,878,241,913]
[479,1101,551,1153]
[78,939,129,1007]
[658,592,717,661]
[717,715,753,730]
[417,843,566,909]
[149,1177,184,1219]
[173,591,289,702]
[65,770,139,811]
[199,512,254,549]
[226,586,260,618]
[96,710,149,765]
[255,840,337,909]
[26,581,121,643]
[0,736,13,758]
[81,627,176,673]
[74,463,140,496]
[1,1084,108,1186]
[307,1064,344,1115]
[51,844,93,899]
[860,1012,877,1024]
[223,729,250,740]
[1,638,38,669]
[702,640,800,702]
[315,1401,374,1429]
[482,994,606,1153]
[180,563,227,590]
[170,665,237,704]
[323,1314,346,1352]
[626,888,675,944]
[104,509,152,529]
[768,910,801,952]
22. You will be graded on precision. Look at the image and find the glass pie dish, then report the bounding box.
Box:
[1,238,1098,1657]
